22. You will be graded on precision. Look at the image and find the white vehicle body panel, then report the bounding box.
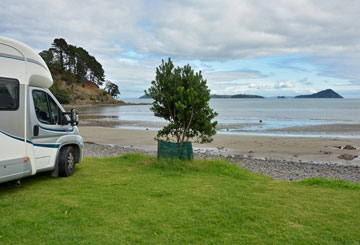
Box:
[0,37,83,183]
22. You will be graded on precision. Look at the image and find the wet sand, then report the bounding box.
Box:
[63,101,151,109]
[79,117,360,138]
[79,126,360,166]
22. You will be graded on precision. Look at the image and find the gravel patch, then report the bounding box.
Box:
[84,142,156,158]
[84,143,360,183]
[230,156,360,183]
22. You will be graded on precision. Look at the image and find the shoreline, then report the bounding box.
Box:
[83,141,360,183]
[78,117,360,139]
[79,126,360,182]
[79,126,360,164]
[62,101,151,109]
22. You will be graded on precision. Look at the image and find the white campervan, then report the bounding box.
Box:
[0,37,84,185]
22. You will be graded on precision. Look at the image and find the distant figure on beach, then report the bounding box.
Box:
[259,120,263,123]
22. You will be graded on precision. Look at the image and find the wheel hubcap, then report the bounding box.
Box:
[67,152,75,171]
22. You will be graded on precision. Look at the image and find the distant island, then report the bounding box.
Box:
[212,94,264,98]
[139,94,264,99]
[295,89,343,98]
[141,90,344,99]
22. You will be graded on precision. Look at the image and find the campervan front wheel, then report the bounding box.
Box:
[58,146,76,177]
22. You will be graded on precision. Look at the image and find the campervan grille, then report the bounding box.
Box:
[0,77,19,110]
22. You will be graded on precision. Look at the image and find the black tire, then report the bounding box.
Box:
[58,146,76,177]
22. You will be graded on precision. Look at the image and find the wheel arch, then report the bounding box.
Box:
[59,143,81,164]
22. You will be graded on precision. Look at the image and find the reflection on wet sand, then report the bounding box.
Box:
[79,117,360,138]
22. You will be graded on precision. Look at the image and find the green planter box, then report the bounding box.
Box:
[157,140,194,160]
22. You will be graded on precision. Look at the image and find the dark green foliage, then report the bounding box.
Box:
[105,80,120,98]
[146,58,217,144]
[49,85,71,104]
[39,38,105,86]
[52,38,68,71]
[38,49,55,69]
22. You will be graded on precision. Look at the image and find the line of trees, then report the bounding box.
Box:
[105,80,120,98]
[40,38,105,86]
[40,38,120,99]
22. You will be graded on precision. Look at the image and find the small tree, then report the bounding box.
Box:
[146,58,217,145]
[105,81,120,98]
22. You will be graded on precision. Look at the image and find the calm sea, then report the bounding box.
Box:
[78,98,360,137]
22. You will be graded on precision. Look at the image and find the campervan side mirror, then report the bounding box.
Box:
[70,109,79,126]
[61,109,79,126]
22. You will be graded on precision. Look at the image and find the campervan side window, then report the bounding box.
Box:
[33,90,61,125]
[0,77,19,110]
[48,96,61,124]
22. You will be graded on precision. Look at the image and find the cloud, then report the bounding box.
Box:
[205,69,268,83]
[298,78,313,86]
[1,0,360,97]
[246,81,294,90]
[140,0,360,61]
[274,81,293,89]
[248,83,272,90]
[291,88,317,95]
[3,0,360,61]
[268,55,310,72]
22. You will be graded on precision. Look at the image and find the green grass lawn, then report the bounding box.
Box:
[1,154,359,244]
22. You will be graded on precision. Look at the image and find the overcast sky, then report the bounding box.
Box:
[1,0,360,98]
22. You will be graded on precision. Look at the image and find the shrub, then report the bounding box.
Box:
[49,86,71,104]
[145,58,217,144]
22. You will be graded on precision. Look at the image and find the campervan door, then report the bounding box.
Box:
[27,87,75,171]
[0,43,32,182]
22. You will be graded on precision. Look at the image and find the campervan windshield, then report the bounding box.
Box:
[0,77,19,110]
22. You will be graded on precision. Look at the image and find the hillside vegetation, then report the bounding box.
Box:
[0,155,359,244]
[50,72,122,105]
[40,38,121,105]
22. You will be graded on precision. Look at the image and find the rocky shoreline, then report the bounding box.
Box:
[84,143,360,183]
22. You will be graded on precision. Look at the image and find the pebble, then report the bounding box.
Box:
[84,143,360,183]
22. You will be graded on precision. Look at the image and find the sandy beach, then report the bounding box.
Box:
[79,126,360,165]
[76,100,360,182]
